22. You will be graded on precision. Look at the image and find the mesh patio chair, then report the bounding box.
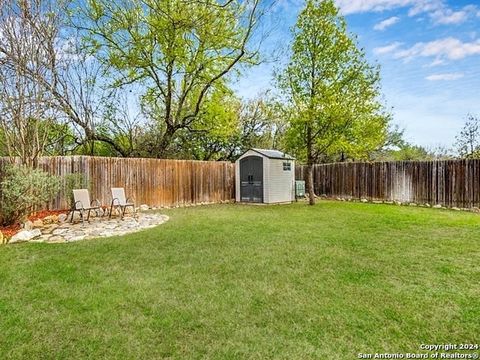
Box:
[109,187,136,220]
[70,189,102,223]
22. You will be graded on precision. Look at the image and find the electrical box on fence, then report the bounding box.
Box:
[295,180,305,198]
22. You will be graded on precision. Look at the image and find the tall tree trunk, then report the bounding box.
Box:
[157,125,176,158]
[306,163,315,205]
[306,124,316,205]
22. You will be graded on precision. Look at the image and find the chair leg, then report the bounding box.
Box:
[121,206,126,220]
[70,210,75,223]
[87,209,91,222]
[109,203,114,219]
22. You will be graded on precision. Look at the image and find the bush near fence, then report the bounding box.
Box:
[0,156,235,210]
[296,160,480,209]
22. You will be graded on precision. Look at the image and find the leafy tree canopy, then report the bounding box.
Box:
[75,0,261,156]
[277,0,390,203]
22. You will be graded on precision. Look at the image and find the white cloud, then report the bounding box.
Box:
[373,41,403,55]
[408,0,443,16]
[425,73,464,81]
[335,0,413,15]
[273,0,303,13]
[431,10,467,24]
[409,1,478,25]
[374,16,400,30]
[426,58,447,67]
[394,37,480,61]
[336,0,477,25]
[430,5,477,25]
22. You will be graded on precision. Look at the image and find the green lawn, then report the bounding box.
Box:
[1,202,479,359]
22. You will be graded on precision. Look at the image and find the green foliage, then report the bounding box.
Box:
[42,122,77,156]
[371,125,454,161]
[169,92,286,161]
[374,143,454,161]
[78,0,260,156]
[377,143,435,161]
[173,89,241,160]
[234,96,287,154]
[63,173,89,208]
[0,165,61,226]
[455,114,480,159]
[277,0,390,164]
[0,128,7,157]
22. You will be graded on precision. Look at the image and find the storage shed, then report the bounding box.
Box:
[235,149,295,204]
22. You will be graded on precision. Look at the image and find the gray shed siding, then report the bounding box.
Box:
[264,158,295,203]
[235,149,295,204]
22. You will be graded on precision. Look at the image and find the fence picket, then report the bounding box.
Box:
[296,160,480,208]
[0,156,236,210]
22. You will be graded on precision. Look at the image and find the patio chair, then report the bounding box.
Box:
[109,187,136,220]
[70,189,102,223]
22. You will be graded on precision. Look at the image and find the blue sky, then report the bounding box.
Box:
[235,0,480,149]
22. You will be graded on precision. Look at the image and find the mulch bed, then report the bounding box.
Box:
[1,224,21,239]
[1,209,69,239]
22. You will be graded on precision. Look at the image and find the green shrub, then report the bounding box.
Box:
[63,173,89,208]
[0,165,61,226]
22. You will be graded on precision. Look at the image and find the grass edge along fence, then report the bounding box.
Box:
[0,156,236,210]
[296,160,480,209]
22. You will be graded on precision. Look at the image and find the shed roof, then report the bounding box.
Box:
[249,148,295,160]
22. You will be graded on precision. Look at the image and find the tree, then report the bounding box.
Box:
[455,115,480,159]
[172,92,287,161]
[277,0,389,205]
[0,0,137,160]
[172,88,241,160]
[231,95,287,157]
[181,93,286,160]
[74,0,263,157]
[376,143,434,161]
[52,44,136,157]
[0,0,59,166]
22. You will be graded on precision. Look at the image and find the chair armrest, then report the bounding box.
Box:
[73,201,84,210]
[126,197,135,205]
[111,198,120,206]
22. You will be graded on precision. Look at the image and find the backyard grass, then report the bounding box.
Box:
[0,201,479,359]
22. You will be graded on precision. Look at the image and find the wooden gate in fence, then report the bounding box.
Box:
[295,160,480,208]
[0,156,236,210]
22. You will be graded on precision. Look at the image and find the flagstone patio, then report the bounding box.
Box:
[10,213,169,244]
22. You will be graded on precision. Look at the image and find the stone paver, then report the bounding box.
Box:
[27,213,169,244]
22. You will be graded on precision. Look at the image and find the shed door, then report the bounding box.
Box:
[240,156,263,203]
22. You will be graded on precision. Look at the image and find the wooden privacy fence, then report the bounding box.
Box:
[2,156,480,211]
[296,160,480,208]
[0,156,235,210]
